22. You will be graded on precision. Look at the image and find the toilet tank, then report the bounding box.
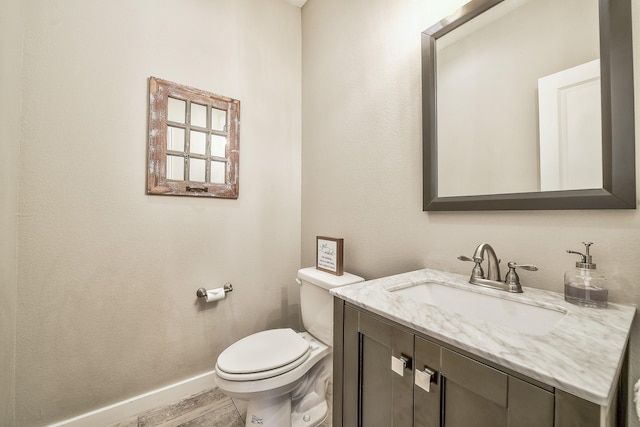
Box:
[297,267,364,346]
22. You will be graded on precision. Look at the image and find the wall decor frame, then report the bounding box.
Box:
[147,77,240,198]
[316,236,344,276]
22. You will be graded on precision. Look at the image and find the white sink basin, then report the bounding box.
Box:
[389,281,566,335]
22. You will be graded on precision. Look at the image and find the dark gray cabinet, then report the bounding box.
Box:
[343,304,414,427]
[430,343,554,427]
[333,300,615,427]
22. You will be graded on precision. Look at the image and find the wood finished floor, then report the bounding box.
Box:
[107,388,244,427]
[108,386,332,427]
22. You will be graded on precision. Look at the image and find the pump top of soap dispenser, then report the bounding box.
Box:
[566,241,596,270]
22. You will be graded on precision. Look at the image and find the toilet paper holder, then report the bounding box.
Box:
[196,283,233,298]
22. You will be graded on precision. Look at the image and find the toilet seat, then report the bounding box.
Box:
[216,328,311,381]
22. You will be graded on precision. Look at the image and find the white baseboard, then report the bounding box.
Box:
[47,370,216,427]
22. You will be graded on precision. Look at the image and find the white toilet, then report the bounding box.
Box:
[214,267,364,427]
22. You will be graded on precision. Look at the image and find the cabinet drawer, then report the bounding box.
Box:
[441,348,508,407]
[358,310,393,346]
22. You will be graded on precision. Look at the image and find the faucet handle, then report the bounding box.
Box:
[507,262,538,271]
[458,255,486,263]
[458,255,484,279]
[504,262,538,293]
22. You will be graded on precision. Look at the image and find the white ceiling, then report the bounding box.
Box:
[285,0,307,8]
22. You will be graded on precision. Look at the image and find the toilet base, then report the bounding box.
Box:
[291,361,330,426]
[244,395,327,427]
[291,400,327,427]
[241,361,330,427]
[245,394,291,426]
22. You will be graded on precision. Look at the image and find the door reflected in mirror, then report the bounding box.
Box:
[538,59,602,192]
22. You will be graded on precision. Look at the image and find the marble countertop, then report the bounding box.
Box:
[330,268,636,406]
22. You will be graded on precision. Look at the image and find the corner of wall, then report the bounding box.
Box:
[0,0,23,424]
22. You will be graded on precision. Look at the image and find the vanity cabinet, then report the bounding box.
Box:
[333,301,612,427]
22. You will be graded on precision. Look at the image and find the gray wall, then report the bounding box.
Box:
[9,0,302,425]
[0,0,22,424]
[302,0,640,424]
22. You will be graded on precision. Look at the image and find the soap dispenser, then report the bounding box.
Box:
[564,242,607,308]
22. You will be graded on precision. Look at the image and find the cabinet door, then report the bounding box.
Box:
[439,348,554,427]
[343,306,414,427]
[508,376,555,427]
[441,348,509,426]
[554,390,601,427]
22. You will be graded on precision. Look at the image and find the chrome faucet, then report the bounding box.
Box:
[458,243,538,293]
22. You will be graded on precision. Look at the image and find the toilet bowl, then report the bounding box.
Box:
[214,267,364,427]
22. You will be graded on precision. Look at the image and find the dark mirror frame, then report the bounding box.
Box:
[422,0,635,211]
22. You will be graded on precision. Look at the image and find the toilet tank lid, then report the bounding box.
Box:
[297,267,364,290]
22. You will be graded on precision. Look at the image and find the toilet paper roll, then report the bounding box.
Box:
[205,288,226,303]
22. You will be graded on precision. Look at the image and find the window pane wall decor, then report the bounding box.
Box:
[147,77,240,198]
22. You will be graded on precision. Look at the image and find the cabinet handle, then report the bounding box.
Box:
[391,354,412,377]
[415,366,437,392]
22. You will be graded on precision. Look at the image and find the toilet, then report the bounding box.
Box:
[214,267,364,427]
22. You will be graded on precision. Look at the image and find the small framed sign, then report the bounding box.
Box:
[316,236,344,276]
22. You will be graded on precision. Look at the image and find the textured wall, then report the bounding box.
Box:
[15,0,301,425]
[0,0,22,424]
[302,0,640,424]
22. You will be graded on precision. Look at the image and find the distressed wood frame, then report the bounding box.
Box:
[147,77,240,198]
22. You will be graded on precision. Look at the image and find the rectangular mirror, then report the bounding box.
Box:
[422,0,635,210]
